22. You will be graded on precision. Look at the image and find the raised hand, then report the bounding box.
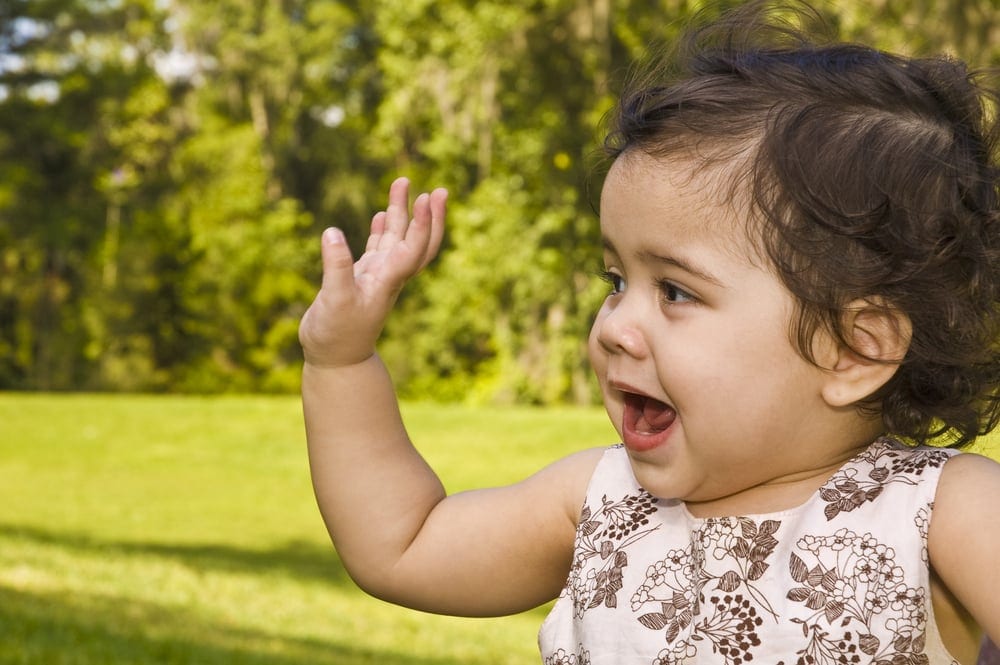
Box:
[299,177,447,368]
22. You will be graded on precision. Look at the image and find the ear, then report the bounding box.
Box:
[819,298,912,408]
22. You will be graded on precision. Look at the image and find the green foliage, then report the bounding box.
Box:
[1,0,998,397]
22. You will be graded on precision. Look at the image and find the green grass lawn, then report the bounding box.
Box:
[0,393,616,664]
[1,393,997,664]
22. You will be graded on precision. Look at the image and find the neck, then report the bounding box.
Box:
[684,438,878,519]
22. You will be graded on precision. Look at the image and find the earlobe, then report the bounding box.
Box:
[820,299,912,408]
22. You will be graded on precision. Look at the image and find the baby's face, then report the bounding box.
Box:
[588,152,845,511]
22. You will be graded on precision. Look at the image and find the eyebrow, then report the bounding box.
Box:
[602,236,725,287]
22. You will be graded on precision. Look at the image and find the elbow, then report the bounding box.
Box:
[332,545,410,605]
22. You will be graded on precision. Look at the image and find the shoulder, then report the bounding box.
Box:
[933,450,1000,513]
[929,451,1000,542]
[524,446,609,527]
[927,451,1000,639]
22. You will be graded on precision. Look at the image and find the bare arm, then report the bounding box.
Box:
[300,178,598,616]
[928,453,1000,652]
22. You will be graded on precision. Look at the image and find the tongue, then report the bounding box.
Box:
[638,397,675,432]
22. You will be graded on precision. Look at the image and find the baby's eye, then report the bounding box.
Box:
[599,270,626,295]
[658,280,695,304]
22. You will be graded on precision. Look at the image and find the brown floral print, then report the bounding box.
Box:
[539,439,960,665]
[544,646,592,665]
[817,442,949,521]
[566,492,660,617]
[786,528,931,664]
[630,517,780,660]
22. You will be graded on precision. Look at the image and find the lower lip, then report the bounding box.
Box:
[622,426,674,452]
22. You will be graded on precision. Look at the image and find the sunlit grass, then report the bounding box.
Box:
[0,393,614,664]
[1,393,996,664]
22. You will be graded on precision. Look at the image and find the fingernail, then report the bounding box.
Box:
[323,228,345,245]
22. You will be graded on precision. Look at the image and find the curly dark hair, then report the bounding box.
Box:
[604,1,1000,446]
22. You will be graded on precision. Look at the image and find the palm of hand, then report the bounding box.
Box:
[299,178,447,368]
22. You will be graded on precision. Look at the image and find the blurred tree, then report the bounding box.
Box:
[0,0,995,396]
[373,0,612,403]
[376,0,742,404]
[836,0,999,66]
[0,0,171,389]
[156,0,400,391]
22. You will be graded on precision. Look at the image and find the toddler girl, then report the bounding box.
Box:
[299,2,1000,662]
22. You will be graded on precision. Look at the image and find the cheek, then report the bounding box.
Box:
[588,314,622,434]
[587,313,607,375]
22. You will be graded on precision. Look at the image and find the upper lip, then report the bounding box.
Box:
[607,378,671,407]
[607,378,647,396]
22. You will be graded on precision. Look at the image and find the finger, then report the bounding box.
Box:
[402,188,447,270]
[380,176,411,249]
[366,211,386,254]
[420,187,448,270]
[395,192,434,274]
[396,188,447,273]
[318,227,357,294]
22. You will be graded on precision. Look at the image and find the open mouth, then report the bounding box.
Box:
[622,392,676,451]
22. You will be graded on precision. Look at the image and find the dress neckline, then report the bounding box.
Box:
[651,436,905,523]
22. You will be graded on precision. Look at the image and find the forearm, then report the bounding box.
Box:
[303,355,446,590]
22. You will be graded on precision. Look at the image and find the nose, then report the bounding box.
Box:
[590,297,648,359]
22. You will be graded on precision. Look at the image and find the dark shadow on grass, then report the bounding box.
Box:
[0,522,353,588]
[0,522,551,661]
[0,585,478,665]
[0,521,553,619]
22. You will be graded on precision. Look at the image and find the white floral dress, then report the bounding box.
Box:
[538,437,959,665]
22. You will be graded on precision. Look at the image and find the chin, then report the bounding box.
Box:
[626,458,685,501]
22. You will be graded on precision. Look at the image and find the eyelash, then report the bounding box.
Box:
[598,269,625,294]
[656,279,695,304]
[598,270,695,304]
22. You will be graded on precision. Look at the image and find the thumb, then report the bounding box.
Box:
[319,228,356,292]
